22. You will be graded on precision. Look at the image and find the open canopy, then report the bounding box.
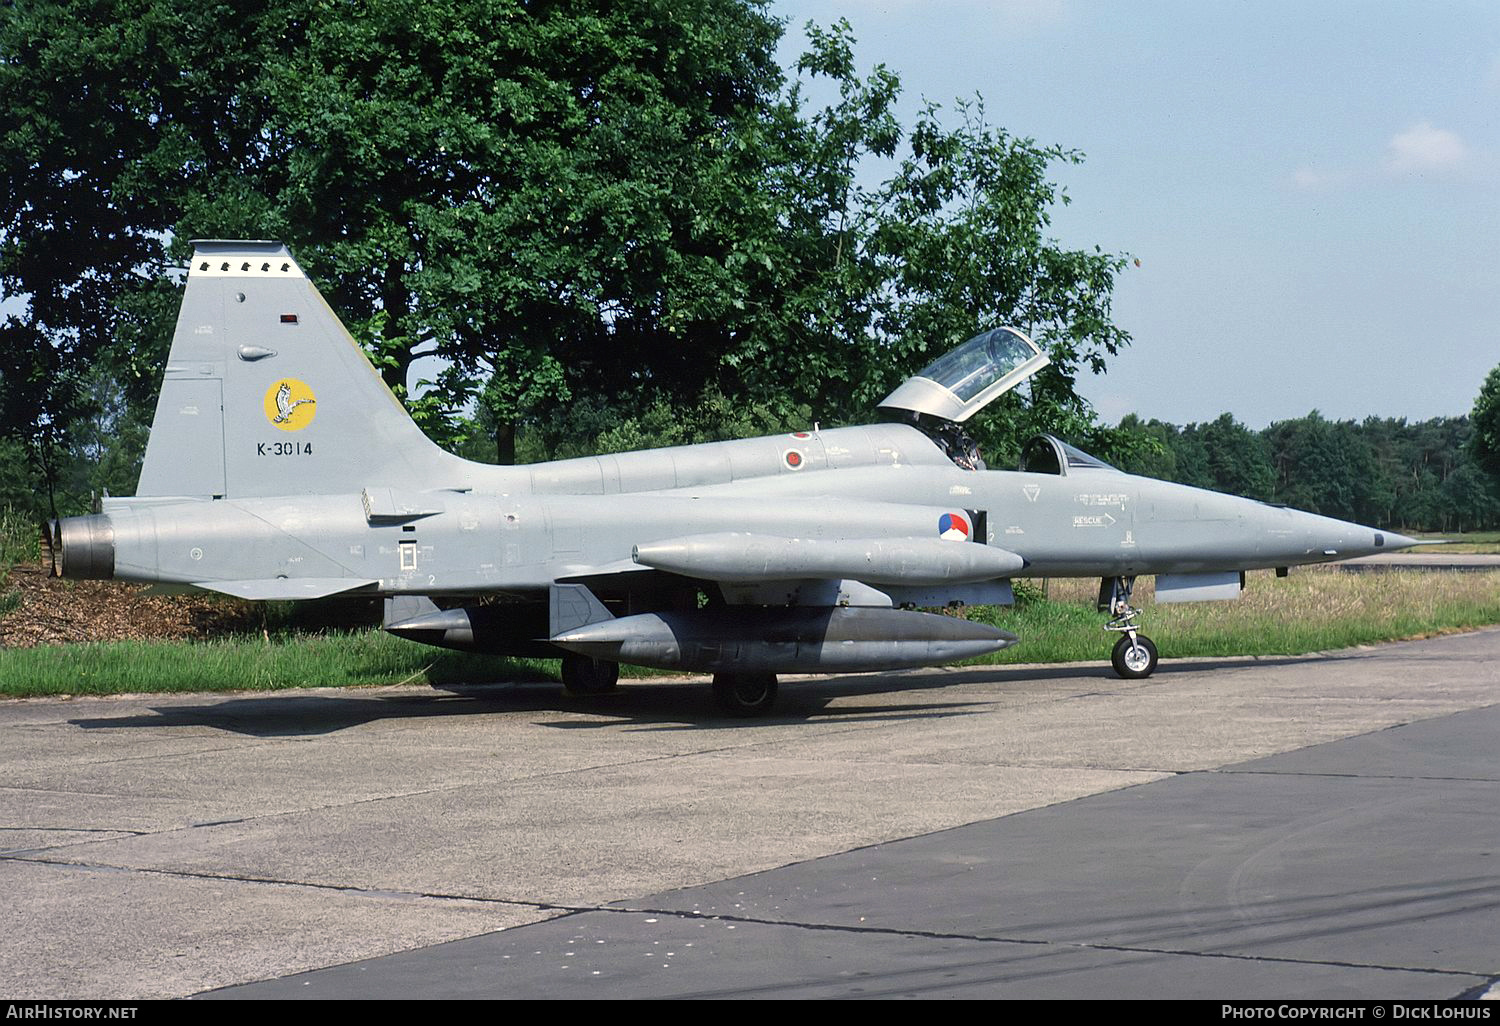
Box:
[878,326,1050,423]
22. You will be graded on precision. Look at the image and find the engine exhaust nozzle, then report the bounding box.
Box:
[51,514,116,580]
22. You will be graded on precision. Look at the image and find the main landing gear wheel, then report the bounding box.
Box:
[1111,634,1158,679]
[560,654,620,695]
[711,673,779,717]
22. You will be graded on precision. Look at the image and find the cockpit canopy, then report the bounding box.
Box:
[878,326,1050,424]
[1019,434,1120,476]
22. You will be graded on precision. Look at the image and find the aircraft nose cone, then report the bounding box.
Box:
[1377,530,1420,551]
[1270,505,1420,563]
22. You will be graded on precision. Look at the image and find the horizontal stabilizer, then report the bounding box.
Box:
[194,578,378,601]
[631,533,1024,585]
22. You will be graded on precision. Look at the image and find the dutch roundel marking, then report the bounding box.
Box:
[790,431,812,440]
[264,378,317,431]
[938,512,971,541]
[783,448,805,470]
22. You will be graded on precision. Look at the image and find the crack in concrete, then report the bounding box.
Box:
[16,854,1487,990]
[0,855,559,912]
[596,904,1497,982]
[1211,769,1500,783]
[0,825,148,835]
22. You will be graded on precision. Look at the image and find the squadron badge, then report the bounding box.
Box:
[264,379,317,431]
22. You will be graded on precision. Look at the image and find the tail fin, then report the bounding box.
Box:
[137,240,467,498]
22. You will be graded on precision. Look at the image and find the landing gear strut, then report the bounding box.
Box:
[560,654,620,695]
[711,673,779,717]
[1102,576,1158,679]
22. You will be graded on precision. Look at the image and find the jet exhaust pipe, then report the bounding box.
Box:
[47,514,116,580]
[551,605,1019,674]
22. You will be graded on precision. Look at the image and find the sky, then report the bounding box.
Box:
[771,0,1500,428]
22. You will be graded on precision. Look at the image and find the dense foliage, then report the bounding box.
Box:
[1114,411,1499,533]
[1470,364,1500,486]
[2,0,1130,507]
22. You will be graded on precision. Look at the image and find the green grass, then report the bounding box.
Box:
[0,628,687,698]
[967,568,1500,664]
[0,631,559,697]
[3,567,1499,698]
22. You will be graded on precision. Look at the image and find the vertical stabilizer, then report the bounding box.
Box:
[137,240,468,498]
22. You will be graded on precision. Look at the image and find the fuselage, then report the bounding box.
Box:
[59,422,1404,598]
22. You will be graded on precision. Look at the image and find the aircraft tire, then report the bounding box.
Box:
[561,654,620,695]
[711,673,779,717]
[1111,634,1158,679]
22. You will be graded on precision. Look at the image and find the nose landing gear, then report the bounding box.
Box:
[1101,576,1158,679]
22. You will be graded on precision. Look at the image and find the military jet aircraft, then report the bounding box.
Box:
[43,241,1417,715]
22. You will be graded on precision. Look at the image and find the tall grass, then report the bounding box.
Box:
[0,507,37,618]
[969,567,1500,664]
[0,507,38,569]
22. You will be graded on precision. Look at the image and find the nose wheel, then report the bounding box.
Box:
[1102,575,1158,679]
[1111,633,1158,679]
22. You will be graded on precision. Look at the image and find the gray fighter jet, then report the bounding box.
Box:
[43,241,1417,714]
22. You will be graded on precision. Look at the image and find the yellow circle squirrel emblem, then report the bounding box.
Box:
[263,379,317,432]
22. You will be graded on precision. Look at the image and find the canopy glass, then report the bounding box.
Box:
[878,326,1050,423]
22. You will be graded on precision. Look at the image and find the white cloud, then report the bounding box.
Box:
[1385,122,1470,176]
[1290,166,1345,192]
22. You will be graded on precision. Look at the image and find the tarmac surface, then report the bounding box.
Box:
[1336,552,1500,572]
[3,628,1499,999]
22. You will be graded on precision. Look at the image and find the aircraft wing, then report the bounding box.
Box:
[194,578,379,601]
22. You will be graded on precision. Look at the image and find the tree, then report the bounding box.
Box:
[1111,415,1179,481]
[0,0,284,507]
[3,4,1133,481]
[3,0,792,459]
[1440,462,1497,534]
[1192,413,1274,500]
[1470,364,1500,487]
